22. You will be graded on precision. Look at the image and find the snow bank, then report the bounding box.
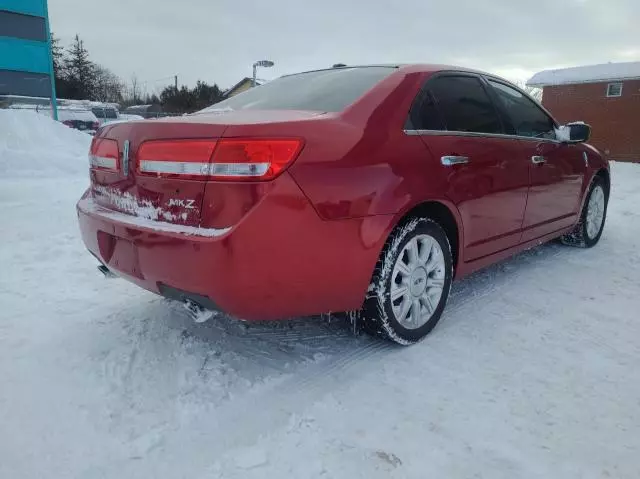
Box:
[0,109,92,178]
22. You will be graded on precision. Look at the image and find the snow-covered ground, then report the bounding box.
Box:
[1,111,639,478]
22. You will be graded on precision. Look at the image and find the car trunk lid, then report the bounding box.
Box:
[90,119,228,226]
[89,110,325,227]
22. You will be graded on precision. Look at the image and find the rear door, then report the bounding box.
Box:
[486,79,586,241]
[409,74,530,261]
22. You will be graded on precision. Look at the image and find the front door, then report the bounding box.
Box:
[520,140,585,240]
[485,79,586,241]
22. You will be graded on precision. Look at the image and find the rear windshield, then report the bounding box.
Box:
[200,67,396,113]
[91,107,118,119]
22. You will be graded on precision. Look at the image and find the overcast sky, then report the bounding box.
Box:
[49,0,639,93]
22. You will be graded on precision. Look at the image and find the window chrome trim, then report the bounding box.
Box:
[403,129,561,144]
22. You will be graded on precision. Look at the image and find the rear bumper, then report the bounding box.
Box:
[77,173,392,320]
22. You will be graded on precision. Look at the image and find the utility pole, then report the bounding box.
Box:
[174,75,178,91]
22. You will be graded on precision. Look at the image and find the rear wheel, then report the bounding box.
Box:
[359,218,453,345]
[561,176,608,248]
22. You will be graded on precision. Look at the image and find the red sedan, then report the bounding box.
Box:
[77,65,609,344]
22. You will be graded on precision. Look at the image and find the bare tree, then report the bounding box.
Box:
[525,86,543,102]
[130,75,140,104]
[94,66,124,103]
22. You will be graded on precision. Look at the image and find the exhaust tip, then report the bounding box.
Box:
[97,264,117,279]
[183,299,216,323]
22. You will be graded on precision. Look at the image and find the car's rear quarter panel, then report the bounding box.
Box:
[288,70,435,219]
[288,69,466,276]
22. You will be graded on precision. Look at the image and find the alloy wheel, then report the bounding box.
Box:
[390,234,446,329]
[586,184,605,240]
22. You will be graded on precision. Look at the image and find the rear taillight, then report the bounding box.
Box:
[137,140,219,180]
[137,138,303,181]
[89,138,119,171]
[210,139,303,180]
[91,122,100,130]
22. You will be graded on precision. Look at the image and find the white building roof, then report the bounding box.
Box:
[527,62,640,87]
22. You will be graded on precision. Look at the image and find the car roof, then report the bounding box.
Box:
[58,108,98,121]
[282,64,513,84]
[397,64,515,83]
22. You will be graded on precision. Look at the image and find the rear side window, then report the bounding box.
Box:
[199,67,396,113]
[406,90,445,130]
[427,76,502,134]
[488,80,556,139]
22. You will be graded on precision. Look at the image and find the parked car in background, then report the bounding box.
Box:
[77,65,609,345]
[91,106,119,126]
[117,113,144,121]
[122,104,164,118]
[59,108,99,134]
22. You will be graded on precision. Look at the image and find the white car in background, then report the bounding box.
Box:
[117,113,144,121]
[90,106,120,126]
[58,108,100,135]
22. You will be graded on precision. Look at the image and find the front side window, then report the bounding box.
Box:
[427,76,502,134]
[488,80,556,139]
[606,82,623,97]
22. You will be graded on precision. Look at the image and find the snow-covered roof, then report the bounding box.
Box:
[527,62,640,87]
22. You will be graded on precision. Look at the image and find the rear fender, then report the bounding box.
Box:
[385,198,465,278]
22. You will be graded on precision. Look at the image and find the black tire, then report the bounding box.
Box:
[359,217,453,345]
[561,176,609,248]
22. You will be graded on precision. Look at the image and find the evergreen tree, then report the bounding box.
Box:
[46,29,226,111]
[50,32,73,98]
[50,32,65,77]
[65,35,96,99]
[160,81,224,113]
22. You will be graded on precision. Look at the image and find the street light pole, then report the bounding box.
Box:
[252,60,275,87]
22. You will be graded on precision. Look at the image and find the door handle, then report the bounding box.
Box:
[531,155,546,164]
[441,156,469,166]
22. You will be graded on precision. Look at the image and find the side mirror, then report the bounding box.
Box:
[564,122,591,143]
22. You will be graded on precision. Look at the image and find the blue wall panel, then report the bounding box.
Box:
[0,0,56,113]
[0,37,50,74]
[0,0,46,17]
[0,10,47,41]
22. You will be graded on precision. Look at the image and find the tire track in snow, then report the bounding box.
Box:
[89,327,396,478]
